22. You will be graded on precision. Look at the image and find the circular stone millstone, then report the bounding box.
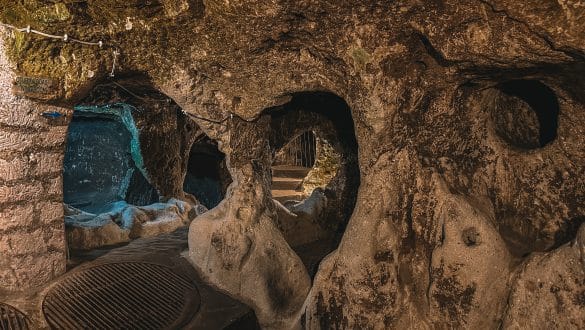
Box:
[0,302,30,329]
[42,262,200,329]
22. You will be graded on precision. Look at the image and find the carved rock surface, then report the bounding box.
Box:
[0,0,584,328]
[502,224,585,329]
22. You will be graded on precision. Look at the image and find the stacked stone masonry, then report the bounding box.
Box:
[0,33,69,292]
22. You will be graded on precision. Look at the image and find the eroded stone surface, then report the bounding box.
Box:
[0,33,68,292]
[1,1,584,328]
[502,223,585,329]
[65,198,203,249]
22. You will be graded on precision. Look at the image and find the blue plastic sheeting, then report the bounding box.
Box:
[64,104,158,214]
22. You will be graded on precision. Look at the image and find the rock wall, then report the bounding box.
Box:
[301,137,341,196]
[0,32,68,292]
[132,98,200,200]
[1,1,584,328]
[63,110,158,213]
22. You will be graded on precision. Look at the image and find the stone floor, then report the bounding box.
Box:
[1,199,337,329]
[1,227,260,329]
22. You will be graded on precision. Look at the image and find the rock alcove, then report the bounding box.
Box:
[266,92,360,277]
[184,135,231,209]
[63,77,230,250]
[491,79,560,150]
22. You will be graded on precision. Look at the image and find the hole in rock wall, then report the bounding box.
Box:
[267,92,360,277]
[492,79,559,149]
[183,136,232,209]
[461,227,481,247]
[62,77,219,251]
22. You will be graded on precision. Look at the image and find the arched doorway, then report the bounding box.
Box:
[267,92,360,277]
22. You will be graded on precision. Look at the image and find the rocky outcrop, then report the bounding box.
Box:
[188,118,311,329]
[502,224,585,329]
[274,188,330,248]
[1,0,584,328]
[301,137,341,196]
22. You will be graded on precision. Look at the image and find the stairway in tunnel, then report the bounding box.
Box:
[271,165,310,203]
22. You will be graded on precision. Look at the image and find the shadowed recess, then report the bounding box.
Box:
[495,79,560,149]
[183,136,231,209]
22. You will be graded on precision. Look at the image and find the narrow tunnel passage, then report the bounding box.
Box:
[183,135,232,209]
[267,92,360,277]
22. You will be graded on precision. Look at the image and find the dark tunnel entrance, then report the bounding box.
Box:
[183,136,232,209]
[267,92,360,277]
[55,77,254,330]
[493,79,560,149]
[62,76,232,251]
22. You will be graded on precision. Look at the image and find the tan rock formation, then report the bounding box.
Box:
[0,1,584,328]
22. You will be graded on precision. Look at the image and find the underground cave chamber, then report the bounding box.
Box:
[62,80,230,250]
[268,92,360,276]
[3,2,585,328]
[24,80,256,329]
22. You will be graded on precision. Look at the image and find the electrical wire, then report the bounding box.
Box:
[185,112,233,126]
[0,22,240,125]
[0,22,104,47]
[0,22,124,76]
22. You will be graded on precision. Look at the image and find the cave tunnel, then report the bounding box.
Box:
[183,135,232,209]
[267,91,360,277]
[54,77,256,329]
[61,77,235,252]
[3,3,585,329]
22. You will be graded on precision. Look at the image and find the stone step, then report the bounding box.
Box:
[271,178,302,190]
[272,166,310,178]
[271,189,304,203]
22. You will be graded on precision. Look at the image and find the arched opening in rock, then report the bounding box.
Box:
[266,92,360,277]
[56,76,250,329]
[62,76,220,251]
[183,135,232,209]
[492,79,559,149]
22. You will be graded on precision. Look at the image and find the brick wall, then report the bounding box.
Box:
[0,31,69,292]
